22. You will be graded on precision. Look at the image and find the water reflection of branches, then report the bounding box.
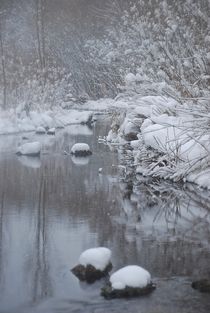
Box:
[0,191,5,287]
[120,175,210,242]
[32,173,52,302]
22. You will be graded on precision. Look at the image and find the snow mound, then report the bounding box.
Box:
[110,265,151,290]
[47,127,55,135]
[79,247,111,271]
[71,143,92,156]
[17,142,41,156]
[36,126,46,134]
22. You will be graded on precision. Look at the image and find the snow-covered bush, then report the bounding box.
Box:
[84,0,210,100]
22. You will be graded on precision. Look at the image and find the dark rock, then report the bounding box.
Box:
[81,114,93,127]
[101,282,156,299]
[16,151,40,157]
[71,150,92,157]
[124,132,138,141]
[47,128,55,135]
[71,263,112,284]
[192,279,210,293]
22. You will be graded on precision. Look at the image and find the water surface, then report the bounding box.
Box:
[0,118,210,313]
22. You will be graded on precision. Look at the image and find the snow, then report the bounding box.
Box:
[110,265,151,290]
[187,169,210,189]
[17,141,41,156]
[0,109,93,135]
[125,73,136,85]
[36,126,46,134]
[79,247,111,271]
[142,119,209,163]
[71,143,91,154]
[1,92,210,189]
[47,128,55,135]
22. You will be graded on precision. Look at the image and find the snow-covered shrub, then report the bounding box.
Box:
[84,0,210,100]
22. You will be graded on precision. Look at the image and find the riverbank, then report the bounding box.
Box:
[1,94,210,190]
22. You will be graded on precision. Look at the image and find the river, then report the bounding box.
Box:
[0,116,209,313]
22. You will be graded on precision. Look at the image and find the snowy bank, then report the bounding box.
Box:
[0,108,94,135]
[71,247,112,283]
[105,95,210,190]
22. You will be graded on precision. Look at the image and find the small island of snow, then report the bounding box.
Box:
[70,143,92,156]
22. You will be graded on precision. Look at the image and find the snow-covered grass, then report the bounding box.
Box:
[103,95,210,190]
[110,265,151,290]
[78,247,112,271]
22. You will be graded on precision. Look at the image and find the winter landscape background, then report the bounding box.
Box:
[0,1,210,313]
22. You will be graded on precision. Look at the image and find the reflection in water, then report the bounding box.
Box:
[17,156,41,169]
[115,175,210,279]
[71,156,90,166]
[0,120,210,313]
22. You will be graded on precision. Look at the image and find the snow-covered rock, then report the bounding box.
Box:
[47,127,55,135]
[70,143,92,156]
[110,265,151,289]
[16,141,41,156]
[71,247,112,283]
[79,247,111,271]
[101,265,156,299]
[36,126,46,134]
[120,117,139,141]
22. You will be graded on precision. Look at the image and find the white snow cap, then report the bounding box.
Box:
[110,265,151,290]
[47,127,56,134]
[17,141,41,156]
[79,247,111,271]
[36,126,46,134]
[71,143,91,154]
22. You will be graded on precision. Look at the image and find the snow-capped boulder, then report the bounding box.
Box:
[36,126,46,134]
[101,265,156,299]
[47,127,55,135]
[192,279,210,293]
[120,117,139,141]
[70,143,92,157]
[71,247,112,283]
[16,142,41,157]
